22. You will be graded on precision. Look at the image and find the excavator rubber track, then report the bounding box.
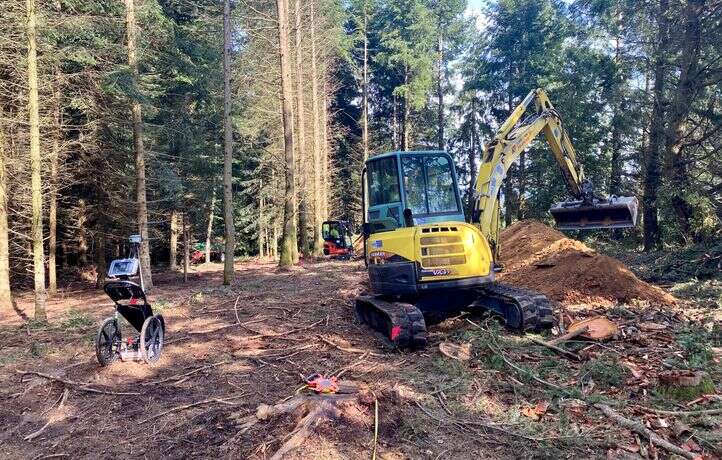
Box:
[355,296,428,349]
[472,282,555,331]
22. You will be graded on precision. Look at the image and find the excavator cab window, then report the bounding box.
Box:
[401,154,461,219]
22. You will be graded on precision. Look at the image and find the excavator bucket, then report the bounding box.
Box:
[549,196,639,230]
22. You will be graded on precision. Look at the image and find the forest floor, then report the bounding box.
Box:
[0,247,720,459]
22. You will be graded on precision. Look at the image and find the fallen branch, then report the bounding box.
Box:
[140,394,246,424]
[18,370,139,396]
[242,317,326,341]
[636,405,722,416]
[528,336,581,361]
[549,326,589,346]
[595,404,696,459]
[316,335,384,357]
[142,360,231,386]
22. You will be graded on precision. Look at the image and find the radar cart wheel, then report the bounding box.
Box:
[140,315,164,363]
[96,317,121,366]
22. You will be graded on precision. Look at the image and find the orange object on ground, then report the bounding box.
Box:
[305,374,339,394]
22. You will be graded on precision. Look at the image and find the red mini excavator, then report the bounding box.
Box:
[322,220,354,259]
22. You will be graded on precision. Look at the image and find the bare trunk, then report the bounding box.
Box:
[95,231,106,289]
[27,0,46,320]
[362,5,369,161]
[664,0,703,239]
[223,0,236,283]
[437,32,444,150]
[48,70,61,296]
[258,182,264,258]
[183,215,189,283]
[125,0,153,290]
[294,0,309,255]
[643,0,668,251]
[169,209,178,270]
[310,1,323,256]
[467,97,478,219]
[277,0,298,267]
[206,187,216,263]
[321,81,329,220]
[609,35,624,197]
[0,118,12,311]
[78,199,88,266]
[402,66,410,151]
[392,94,398,150]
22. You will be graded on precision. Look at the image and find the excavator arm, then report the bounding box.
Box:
[472,88,638,260]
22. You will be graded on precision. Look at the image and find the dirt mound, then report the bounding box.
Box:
[498,220,677,306]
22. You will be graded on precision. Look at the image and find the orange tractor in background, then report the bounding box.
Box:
[322,220,355,259]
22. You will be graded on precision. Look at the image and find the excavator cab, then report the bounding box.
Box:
[364,151,465,233]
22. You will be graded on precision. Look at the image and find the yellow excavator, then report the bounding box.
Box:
[356,88,638,348]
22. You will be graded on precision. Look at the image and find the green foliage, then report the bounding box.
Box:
[59,310,94,331]
[580,356,629,389]
[674,327,714,370]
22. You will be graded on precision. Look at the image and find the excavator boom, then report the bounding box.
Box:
[474,88,638,254]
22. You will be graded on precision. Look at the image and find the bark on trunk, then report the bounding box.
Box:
[643,0,669,251]
[663,0,704,239]
[27,0,47,320]
[125,0,153,290]
[277,0,298,267]
[467,98,478,219]
[402,66,410,151]
[78,199,88,267]
[294,0,309,255]
[206,187,216,263]
[169,209,178,270]
[222,0,236,283]
[0,118,12,311]
[95,231,106,289]
[437,32,444,151]
[321,81,329,220]
[310,0,324,257]
[258,181,265,258]
[183,215,189,283]
[48,69,61,296]
[392,94,398,150]
[362,5,369,161]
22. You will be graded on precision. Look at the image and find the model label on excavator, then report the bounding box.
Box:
[420,268,450,276]
[372,240,383,248]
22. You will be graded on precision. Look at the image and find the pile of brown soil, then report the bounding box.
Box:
[498,220,677,306]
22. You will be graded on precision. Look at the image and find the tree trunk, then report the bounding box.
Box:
[95,231,106,289]
[321,80,329,220]
[663,0,703,239]
[467,97,478,219]
[310,0,324,257]
[78,199,88,267]
[402,65,410,151]
[362,4,369,161]
[277,0,298,267]
[48,69,61,296]
[643,0,669,251]
[392,94,399,150]
[0,118,12,312]
[258,181,265,258]
[609,34,624,197]
[125,0,153,290]
[27,0,47,320]
[222,0,236,283]
[183,214,189,283]
[437,32,444,151]
[206,187,216,263]
[294,0,309,256]
[169,209,178,270]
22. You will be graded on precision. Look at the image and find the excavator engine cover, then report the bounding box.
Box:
[549,196,638,230]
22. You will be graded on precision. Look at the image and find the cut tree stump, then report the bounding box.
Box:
[235,382,373,459]
[657,370,714,401]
